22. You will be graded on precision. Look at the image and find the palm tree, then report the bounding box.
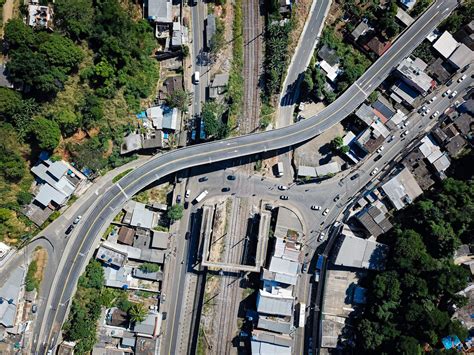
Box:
[129,303,148,323]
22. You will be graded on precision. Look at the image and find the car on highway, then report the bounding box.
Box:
[311,205,321,210]
[280,195,289,200]
[429,96,437,103]
[193,71,200,84]
[278,185,288,190]
[31,304,37,313]
[333,194,340,202]
[302,262,308,273]
[431,111,440,119]
[185,232,190,240]
[314,270,320,282]
[73,215,82,224]
[443,89,452,97]
[376,145,384,154]
[422,108,430,116]
[401,130,409,137]
[458,74,467,82]
[221,187,230,192]
[419,106,427,114]
[388,134,395,142]
[65,225,74,235]
[446,79,453,86]
[176,194,182,204]
[198,176,208,182]
[322,208,329,216]
[227,175,236,181]
[185,190,190,198]
[350,173,360,180]
[449,90,458,98]
[370,167,379,176]
[318,231,326,242]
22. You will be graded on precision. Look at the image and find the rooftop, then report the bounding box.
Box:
[257,315,292,334]
[0,267,25,328]
[351,21,369,40]
[97,244,127,268]
[382,167,423,210]
[396,57,434,93]
[318,45,340,67]
[333,234,388,270]
[448,43,473,69]
[257,289,293,317]
[396,7,414,26]
[134,313,160,336]
[251,340,291,355]
[433,31,459,58]
[151,230,168,249]
[366,36,391,56]
[147,0,172,23]
[445,135,467,157]
[274,207,303,240]
[315,161,341,176]
[118,226,135,246]
[130,203,156,229]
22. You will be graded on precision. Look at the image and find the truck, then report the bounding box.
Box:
[298,302,306,328]
[194,190,208,203]
[316,254,324,271]
[276,162,284,177]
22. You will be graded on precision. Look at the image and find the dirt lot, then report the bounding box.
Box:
[33,247,48,284]
[294,122,346,167]
[209,200,229,263]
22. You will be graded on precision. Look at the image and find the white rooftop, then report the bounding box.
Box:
[130,202,156,229]
[433,31,459,59]
[382,167,423,210]
[257,289,293,317]
[334,235,388,270]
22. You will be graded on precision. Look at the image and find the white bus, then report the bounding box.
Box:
[194,190,208,203]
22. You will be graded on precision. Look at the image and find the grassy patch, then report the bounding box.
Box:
[227,0,244,130]
[25,259,40,292]
[112,168,133,184]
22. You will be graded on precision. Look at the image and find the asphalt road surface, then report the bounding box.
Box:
[34,1,458,352]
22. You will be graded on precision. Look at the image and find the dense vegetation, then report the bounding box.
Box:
[355,177,473,353]
[25,259,40,292]
[439,0,474,33]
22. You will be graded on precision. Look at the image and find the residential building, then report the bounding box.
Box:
[151,230,169,249]
[132,268,163,281]
[390,80,419,106]
[433,31,459,59]
[448,43,473,69]
[133,313,162,338]
[159,76,183,101]
[209,73,229,99]
[0,267,25,330]
[454,113,474,136]
[96,244,128,268]
[147,0,172,23]
[146,105,179,131]
[121,133,143,155]
[333,234,389,270]
[382,167,423,210]
[118,226,135,246]
[395,7,414,27]
[251,340,291,355]
[445,134,467,157]
[257,316,292,334]
[351,21,369,41]
[318,45,340,82]
[365,36,391,56]
[28,5,53,28]
[454,20,474,50]
[355,201,393,238]
[427,58,452,84]
[395,57,434,94]
[256,289,293,317]
[170,21,183,49]
[130,202,157,229]
[398,0,417,11]
[372,97,396,121]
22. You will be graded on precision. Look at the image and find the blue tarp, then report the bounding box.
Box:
[136,111,146,119]
[442,335,461,350]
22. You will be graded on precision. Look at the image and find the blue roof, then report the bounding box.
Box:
[442,335,461,350]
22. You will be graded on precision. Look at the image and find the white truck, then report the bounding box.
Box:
[276,162,284,177]
[194,190,208,203]
[298,302,306,328]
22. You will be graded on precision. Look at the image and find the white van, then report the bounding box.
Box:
[193,71,200,84]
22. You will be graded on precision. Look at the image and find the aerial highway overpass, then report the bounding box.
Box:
[35,0,458,352]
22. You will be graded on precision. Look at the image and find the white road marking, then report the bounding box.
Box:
[354,82,368,96]
[116,183,129,199]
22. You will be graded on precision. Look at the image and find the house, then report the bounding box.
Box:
[395,7,414,27]
[28,5,53,28]
[351,21,369,41]
[0,64,13,88]
[130,202,157,229]
[445,135,467,157]
[151,230,169,249]
[333,234,388,270]
[433,31,459,59]
[142,130,164,150]
[274,206,304,241]
[209,73,229,99]
[366,36,391,56]
[96,244,128,268]
[106,308,130,328]
[132,268,163,282]
[454,113,474,136]
[372,97,396,121]
[252,329,293,348]
[121,133,143,155]
[448,43,473,69]
[454,20,474,50]
[355,201,393,238]
[257,315,292,334]
[418,135,451,173]
[427,58,452,84]
[133,313,161,338]
[205,15,216,50]
[382,167,423,210]
[251,339,291,355]
[315,162,341,176]
[256,289,293,317]
[318,45,340,82]
[0,267,25,329]
[118,226,135,246]
[146,105,179,131]
[147,0,172,23]
[398,0,417,11]
[390,80,419,106]
[395,57,434,94]
[170,21,183,49]
[159,76,183,100]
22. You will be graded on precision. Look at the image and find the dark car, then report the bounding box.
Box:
[333,195,340,202]
[227,175,236,181]
[446,79,453,86]
[176,194,182,204]
[350,173,360,181]
[31,304,38,313]
[65,225,75,235]
[222,187,231,192]
[280,195,289,200]
[185,232,191,240]
[162,312,167,320]
[198,176,208,182]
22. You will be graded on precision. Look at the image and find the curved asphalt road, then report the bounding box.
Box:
[37,0,457,352]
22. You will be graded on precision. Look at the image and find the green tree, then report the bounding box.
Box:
[32,117,61,151]
[340,145,350,154]
[78,260,104,289]
[181,45,190,57]
[368,91,378,104]
[39,34,84,70]
[129,303,148,323]
[139,262,160,273]
[331,136,344,150]
[54,0,94,40]
[166,89,189,112]
[17,191,33,206]
[0,88,23,121]
[54,109,80,137]
[167,204,184,221]
[3,19,35,49]
[301,68,314,96]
